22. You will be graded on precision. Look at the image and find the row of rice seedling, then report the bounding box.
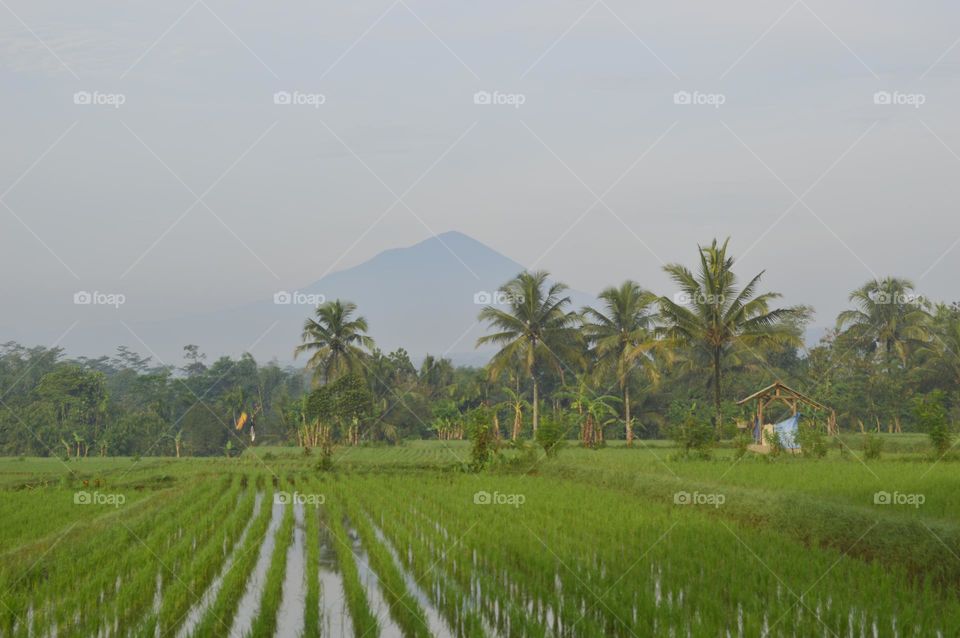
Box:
[247,486,295,638]
[322,486,379,637]
[531,476,959,635]
[351,475,544,638]
[109,474,247,637]
[0,485,153,548]
[190,478,276,637]
[228,486,288,637]
[302,496,321,637]
[544,462,960,583]
[382,483,573,637]
[557,448,960,520]
[356,473,960,636]
[353,490,493,637]
[341,491,432,637]
[1,476,227,637]
[175,491,266,638]
[74,475,240,637]
[152,476,261,636]
[482,478,942,636]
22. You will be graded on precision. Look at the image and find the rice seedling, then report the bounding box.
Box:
[247,487,294,637]
[192,477,275,638]
[323,491,379,637]
[302,496,321,638]
[3,448,960,637]
[343,494,431,637]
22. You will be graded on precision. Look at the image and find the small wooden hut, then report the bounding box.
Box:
[736,381,837,447]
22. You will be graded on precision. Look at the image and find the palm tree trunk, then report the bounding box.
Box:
[712,347,722,429]
[532,378,539,436]
[624,383,633,447]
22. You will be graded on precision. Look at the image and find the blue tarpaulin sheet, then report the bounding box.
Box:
[773,413,801,449]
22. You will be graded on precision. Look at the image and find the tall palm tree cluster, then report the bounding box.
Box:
[295,239,960,445]
[475,239,806,442]
[814,277,958,433]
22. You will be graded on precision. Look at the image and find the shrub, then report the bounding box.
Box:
[837,437,849,459]
[768,429,784,458]
[536,413,567,458]
[913,391,954,457]
[862,434,883,460]
[468,406,496,471]
[668,404,714,459]
[315,449,334,473]
[733,432,751,460]
[492,441,540,473]
[797,425,828,459]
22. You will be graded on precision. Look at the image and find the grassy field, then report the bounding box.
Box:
[0,438,957,637]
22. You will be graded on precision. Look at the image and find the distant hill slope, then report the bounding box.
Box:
[86,231,596,366]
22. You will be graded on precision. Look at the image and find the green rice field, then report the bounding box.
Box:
[0,439,957,637]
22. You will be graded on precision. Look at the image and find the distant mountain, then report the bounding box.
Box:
[94,232,595,367]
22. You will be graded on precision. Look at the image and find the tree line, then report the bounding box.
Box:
[1,238,957,456]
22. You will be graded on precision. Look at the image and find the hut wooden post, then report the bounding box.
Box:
[737,381,836,448]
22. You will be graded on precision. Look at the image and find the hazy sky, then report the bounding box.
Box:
[2,1,960,356]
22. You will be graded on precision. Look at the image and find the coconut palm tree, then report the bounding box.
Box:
[836,277,931,368]
[476,271,581,434]
[658,238,807,428]
[295,300,375,383]
[915,304,960,393]
[582,281,660,446]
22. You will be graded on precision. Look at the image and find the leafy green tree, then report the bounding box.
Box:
[477,271,582,435]
[917,304,960,399]
[419,355,455,399]
[582,281,660,445]
[181,344,207,376]
[306,373,375,444]
[658,238,807,428]
[836,277,931,368]
[296,300,375,383]
[180,404,227,456]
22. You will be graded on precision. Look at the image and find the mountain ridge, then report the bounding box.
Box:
[68,231,595,366]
